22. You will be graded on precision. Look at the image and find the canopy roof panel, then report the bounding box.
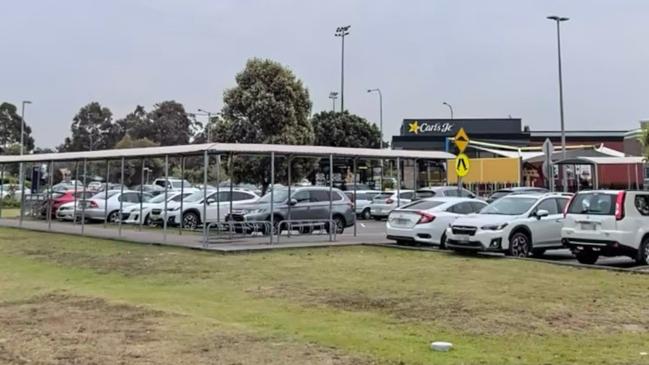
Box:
[0,143,455,163]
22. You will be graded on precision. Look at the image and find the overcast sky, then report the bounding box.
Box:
[2,0,649,148]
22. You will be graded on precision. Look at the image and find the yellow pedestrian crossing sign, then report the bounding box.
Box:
[454,128,469,153]
[455,153,470,177]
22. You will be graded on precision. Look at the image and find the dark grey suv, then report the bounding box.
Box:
[227,186,355,234]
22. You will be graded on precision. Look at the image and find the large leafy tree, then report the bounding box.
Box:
[312,111,382,148]
[112,135,162,186]
[0,102,35,153]
[61,102,122,152]
[639,125,649,160]
[145,101,198,146]
[213,58,315,192]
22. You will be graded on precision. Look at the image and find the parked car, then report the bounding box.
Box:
[55,202,78,221]
[76,190,153,223]
[121,191,192,226]
[86,181,104,192]
[152,178,195,191]
[487,187,549,203]
[386,197,487,247]
[446,193,571,257]
[227,186,355,234]
[131,184,166,196]
[0,184,31,199]
[414,186,476,200]
[562,190,649,265]
[344,190,382,219]
[154,189,260,229]
[368,190,415,220]
[40,189,94,218]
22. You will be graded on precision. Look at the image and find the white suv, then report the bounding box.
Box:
[446,193,571,257]
[562,190,649,265]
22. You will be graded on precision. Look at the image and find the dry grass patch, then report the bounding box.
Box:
[0,293,377,365]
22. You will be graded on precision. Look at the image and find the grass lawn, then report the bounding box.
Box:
[1,228,649,364]
[0,208,20,218]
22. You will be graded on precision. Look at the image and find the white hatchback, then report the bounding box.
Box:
[368,190,415,220]
[562,190,649,265]
[386,197,487,247]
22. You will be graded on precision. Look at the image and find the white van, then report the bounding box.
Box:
[562,190,649,265]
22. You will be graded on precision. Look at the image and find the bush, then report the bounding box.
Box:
[1,197,21,209]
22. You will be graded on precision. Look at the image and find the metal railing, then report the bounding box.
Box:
[205,220,271,242]
[276,219,336,243]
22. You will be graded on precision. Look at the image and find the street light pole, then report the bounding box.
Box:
[335,25,350,112]
[328,92,338,112]
[367,89,383,149]
[442,101,454,119]
[197,109,219,142]
[19,100,31,194]
[547,15,569,192]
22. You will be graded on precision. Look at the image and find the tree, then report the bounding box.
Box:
[640,125,649,160]
[213,58,315,193]
[312,111,382,148]
[0,102,35,153]
[61,102,122,152]
[112,135,162,186]
[145,101,198,146]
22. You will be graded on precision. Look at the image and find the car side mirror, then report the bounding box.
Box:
[288,199,298,206]
[206,198,216,205]
[535,209,549,219]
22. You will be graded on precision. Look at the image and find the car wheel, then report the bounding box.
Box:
[107,211,120,224]
[182,212,200,230]
[635,237,649,265]
[575,249,599,265]
[361,208,372,220]
[327,215,345,234]
[144,214,154,227]
[439,233,447,250]
[508,231,531,257]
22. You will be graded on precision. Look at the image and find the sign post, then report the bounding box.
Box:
[453,128,470,193]
[542,138,554,192]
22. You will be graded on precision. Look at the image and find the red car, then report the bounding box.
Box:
[40,189,94,218]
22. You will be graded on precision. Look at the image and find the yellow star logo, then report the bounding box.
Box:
[408,121,420,134]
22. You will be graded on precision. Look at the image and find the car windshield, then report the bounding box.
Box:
[567,193,615,215]
[489,191,511,200]
[401,200,445,210]
[481,197,537,215]
[258,189,290,203]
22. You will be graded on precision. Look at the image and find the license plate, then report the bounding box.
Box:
[393,218,409,225]
[581,223,596,231]
[455,235,470,243]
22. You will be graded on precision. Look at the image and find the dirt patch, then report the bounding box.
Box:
[248,284,649,336]
[0,293,377,365]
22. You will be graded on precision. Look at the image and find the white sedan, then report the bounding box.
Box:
[121,191,193,226]
[386,197,487,247]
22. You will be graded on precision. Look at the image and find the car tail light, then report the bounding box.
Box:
[88,200,99,209]
[416,211,435,224]
[385,198,394,204]
[615,191,626,220]
[563,194,575,218]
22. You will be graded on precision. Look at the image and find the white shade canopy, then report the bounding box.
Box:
[0,142,455,163]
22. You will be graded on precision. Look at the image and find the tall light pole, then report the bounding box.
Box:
[328,92,338,112]
[442,101,453,119]
[20,101,31,156]
[547,15,569,191]
[19,101,31,192]
[367,89,383,149]
[335,25,351,112]
[197,109,218,142]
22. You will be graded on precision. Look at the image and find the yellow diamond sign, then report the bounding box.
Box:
[455,153,470,177]
[454,128,469,153]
